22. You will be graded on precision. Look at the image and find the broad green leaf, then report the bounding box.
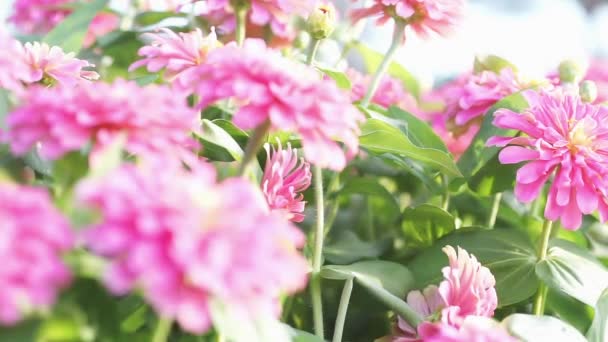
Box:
[408,228,538,306]
[0,320,40,342]
[587,288,608,342]
[213,119,248,148]
[317,66,352,90]
[339,177,400,220]
[384,106,448,153]
[468,152,519,195]
[457,92,529,179]
[324,231,390,265]
[546,289,593,334]
[286,326,324,342]
[353,42,420,98]
[321,260,414,298]
[359,119,462,178]
[401,204,455,249]
[536,239,608,306]
[53,151,89,187]
[24,149,52,176]
[503,314,587,342]
[195,119,245,162]
[44,0,110,53]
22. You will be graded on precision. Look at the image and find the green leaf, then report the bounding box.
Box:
[401,204,455,249]
[384,106,448,153]
[44,0,109,53]
[134,11,185,27]
[546,289,593,334]
[408,228,538,306]
[53,151,89,187]
[317,66,351,90]
[286,326,324,342]
[474,55,518,74]
[339,177,400,220]
[321,260,414,298]
[536,239,608,306]
[359,119,462,178]
[587,288,608,342]
[353,42,420,98]
[324,231,390,265]
[212,119,248,148]
[0,89,10,129]
[0,321,40,342]
[457,92,529,179]
[468,152,519,196]
[195,119,245,162]
[24,149,52,176]
[132,74,158,86]
[503,314,587,342]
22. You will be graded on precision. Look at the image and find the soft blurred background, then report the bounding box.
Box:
[2,0,607,86]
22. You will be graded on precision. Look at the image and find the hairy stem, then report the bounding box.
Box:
[532,219,554,315]
[332,277,354,342]
[487,193,502,228]
[237,120,270,177]
[235,7,247,46]
[307,39,321,66]
[311,165,325,338]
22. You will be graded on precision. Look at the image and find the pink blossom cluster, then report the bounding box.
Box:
[77,158,309,333]
[489,88,608,230]
[10,0,118,47]
[189,39,364,171]
[4,79,197,160]
[262,141,312,222]
[347,68,420,114]
[0,28,98,94]
[394,246,499,341]
[0,183,73,325]
[351,0,464,39]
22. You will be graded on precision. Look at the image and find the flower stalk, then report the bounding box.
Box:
[235,7,248,46]
[237,120,271,177]
[332,277,354,342]
[360,20,406,107]
[532,219,554,315]
[487,193,502,229]
[151,318,172,342]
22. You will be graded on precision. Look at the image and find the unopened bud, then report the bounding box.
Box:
[579,80,598,103]
[307,3,336,40]
[558,59,584,84]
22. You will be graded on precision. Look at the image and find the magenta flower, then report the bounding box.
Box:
[191,39,363,171]
[488,89,608,229]
[394,285,443,342]
[418,316,517,342]
[77,158,309,333]
[347,68,420,114]
[5,80,198,160]
[262,141,312,222]
[10,0,70,34]
[351,0,464,39]
[22,42,99,87]
[129,28,221,90]
[0,183,73,325]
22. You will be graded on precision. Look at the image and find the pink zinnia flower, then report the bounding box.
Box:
[488,88,608,229]
[129,28,221,90]
[191,39,364,171]
[0,183,73,325]
[418,316,517,342]
[394,285,443,342]
[5,80,197,160]
[84,12,119,47]
[0,28,30,94]
[347,68,420,114]
[77,158,309,333]
[584,59,608,103]
[262,141,312,222]
[22,42,99,87]
[351,0,464,39]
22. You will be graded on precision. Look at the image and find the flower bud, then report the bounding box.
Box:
[307,3,336,40]
[580,80,598,103]
[558,59,584,84]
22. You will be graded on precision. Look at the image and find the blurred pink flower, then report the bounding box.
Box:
[584,59,608,103]
[262,141,311,222]
[418,316,516,342]
[347,68,420,114]
[0,183,73,325]
[129,28,221,90]
[22,42,99,87]
[351,0,464,39]
[10,0,118,46]
[394,285,443,342]
[77,158,309,333]
[191,39,364,171]
[0,28,30,94]
[5,80,197,160]
[488,89,608,229]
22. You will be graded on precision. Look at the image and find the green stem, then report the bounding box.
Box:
[441,175,450,211]
[360,20,406,108]
[151,318,172,342]
[487,193,502,229]
[237,120,270,177]
[366,198,375,240]
[311,165,325,338]
[235,7,247,46]
[332,277,354,342]
[532,219,554,316]
[306,39,321,66]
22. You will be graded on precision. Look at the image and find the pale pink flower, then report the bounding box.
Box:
[0,28,30,94]
[584,59,608,103]
[84,12,119,47]
[394,285,443,342]
[77,157,309,333]
[418,316,517,342]
[347,68,420,114]
[488,88,608,229]
[191,39,364,171]
[22,42,99,87]
[351,0,464,39]
[5,80,198,160]
[0,183,73,325]
[129,28,221,90]
[262,141,312,222]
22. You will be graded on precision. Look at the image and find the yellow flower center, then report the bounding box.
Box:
[568,118,595,152]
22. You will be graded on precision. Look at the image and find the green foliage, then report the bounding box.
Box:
[317,67,352,90]
[503,314,587,342]
[400,204,455,250]
[587,289,608,342]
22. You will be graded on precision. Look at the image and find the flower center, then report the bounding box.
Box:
[568,118,595,152]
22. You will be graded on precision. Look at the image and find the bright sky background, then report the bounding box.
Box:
[2,0,607,88]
